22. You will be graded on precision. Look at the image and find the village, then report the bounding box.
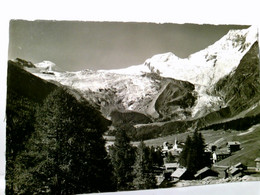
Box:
[154,138,260,187]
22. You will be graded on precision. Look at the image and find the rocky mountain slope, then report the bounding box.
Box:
[10,26,260,139]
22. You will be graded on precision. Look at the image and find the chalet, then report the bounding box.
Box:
[194,167,219,180]
[212,166,228,178]
[227,141,241,153]
[214,151,230,162]
[255,157,260,172]
[163,163,180,181]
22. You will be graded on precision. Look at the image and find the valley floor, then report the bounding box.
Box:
[105,123,260,189]
[142,124,260,166]
[106,123,260,167]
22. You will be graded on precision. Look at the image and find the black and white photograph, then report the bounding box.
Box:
[1,1,260,194]
[5,20,260,194]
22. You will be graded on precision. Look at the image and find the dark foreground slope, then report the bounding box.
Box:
[6,59,60,163]
[6,59,111,155]
[6,59,112,193]
[7,59,58,103]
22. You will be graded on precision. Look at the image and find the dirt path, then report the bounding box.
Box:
[238,124,260,136]
[212,137,225,146]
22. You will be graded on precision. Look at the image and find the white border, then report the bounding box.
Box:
[1,1,260,194]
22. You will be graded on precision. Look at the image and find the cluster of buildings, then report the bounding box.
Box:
[161,140,183,159]
[154,139,260,186]
[211,141,241,163]
[156,139,219,185]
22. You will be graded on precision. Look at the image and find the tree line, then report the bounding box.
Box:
[109,128,163,191]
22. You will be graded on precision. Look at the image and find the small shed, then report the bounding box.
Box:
[255,157,260,172]
[155,174,165,186]
[164,163,179,171]
[171,168,191,180]
[225,162,247,178]
[211,145,217,152]
[163,170,173,180]
[194,167,219,180]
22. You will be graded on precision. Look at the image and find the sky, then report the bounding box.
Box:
[8,20,249,71]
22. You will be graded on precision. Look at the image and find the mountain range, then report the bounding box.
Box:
[8,26,260,140]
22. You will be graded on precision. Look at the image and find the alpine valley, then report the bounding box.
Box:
[8,26,260,140]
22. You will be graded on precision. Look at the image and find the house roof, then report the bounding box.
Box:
[171,168,187,178]
[229,167,240,175]
[215,151,230,155]
[234,162,246,168]
[234,162,242,167]
[165,163,179,169]
[194,167,210,177]
[227,141,241,145]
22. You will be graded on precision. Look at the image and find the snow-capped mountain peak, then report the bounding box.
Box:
[35,61,56,71]
[143,26,258,86]
[145,52,180,64]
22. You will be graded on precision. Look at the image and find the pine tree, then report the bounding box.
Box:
[179,135,192,168]
[109,128,135,190]
[151,146,163,167]
[179,131,210,175]
[12,88,114,194]
[198,132,211,168]
[132,141,156,190]
[189,130,202,173]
